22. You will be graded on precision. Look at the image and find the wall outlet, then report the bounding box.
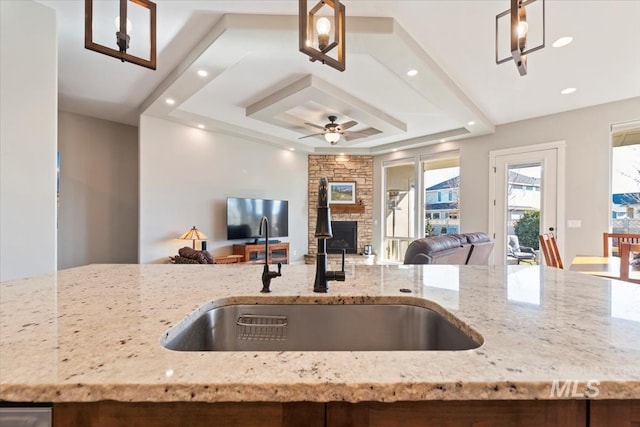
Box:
[292,250,297,256]
[567,219,582,228]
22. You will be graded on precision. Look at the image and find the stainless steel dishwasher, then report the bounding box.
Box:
[0,407,51,427]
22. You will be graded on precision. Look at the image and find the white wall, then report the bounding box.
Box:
[139,116,308,264]
[374,97,640,264]
[58,112,139,269]
[0,1,57,281]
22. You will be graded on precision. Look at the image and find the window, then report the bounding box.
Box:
[383,162,416,262]
[611,121,640,233]
[424,153,460,237]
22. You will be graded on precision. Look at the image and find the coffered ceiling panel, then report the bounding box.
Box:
[39,1,640,153]
[141,14,492,153]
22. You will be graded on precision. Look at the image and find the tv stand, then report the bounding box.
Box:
[233,242,289,264]
[252,238,281,245]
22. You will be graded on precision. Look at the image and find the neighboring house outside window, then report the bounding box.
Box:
[425,176,460,235]
[424,171,540,237]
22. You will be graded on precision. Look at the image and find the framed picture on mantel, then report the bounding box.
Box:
[328,182,356,204]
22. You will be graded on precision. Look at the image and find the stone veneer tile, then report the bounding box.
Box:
[308,155,373,254]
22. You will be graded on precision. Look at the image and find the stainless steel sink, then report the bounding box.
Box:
[162,304,482,352]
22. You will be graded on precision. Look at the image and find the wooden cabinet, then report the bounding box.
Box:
[326,400,586,427]
[590,400,640,427]
[53,401,323,427]
[233,242,289,264]
[52,400,640,427]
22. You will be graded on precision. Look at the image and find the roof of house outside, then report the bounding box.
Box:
[425,171,539,193]
[508,171,541,187]
[426,176,459,191]
[612,192,640,205]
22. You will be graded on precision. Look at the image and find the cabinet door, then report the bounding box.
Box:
[327,400,586,427]
[54,402,323,427]
[590,400,640,427]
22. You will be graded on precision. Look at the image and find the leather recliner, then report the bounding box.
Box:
[403,232,494,265]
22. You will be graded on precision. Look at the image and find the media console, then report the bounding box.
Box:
[233,242,289,264]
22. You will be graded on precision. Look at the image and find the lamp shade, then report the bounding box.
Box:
[179,226,207,241]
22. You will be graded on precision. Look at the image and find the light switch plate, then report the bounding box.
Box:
[567,219,582,228]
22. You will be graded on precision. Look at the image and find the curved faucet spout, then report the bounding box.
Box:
[259,216,270,265]
[259,216,281,293]
[315,177,332,239]
[318,177,329,208]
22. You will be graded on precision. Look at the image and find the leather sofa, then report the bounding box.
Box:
[403,232,494,265]
[464,232,495,265]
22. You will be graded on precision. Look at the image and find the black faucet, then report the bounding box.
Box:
[259,216,281,293]
[314,177,346,293]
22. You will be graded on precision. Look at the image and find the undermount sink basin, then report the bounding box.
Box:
[161,303,482,352]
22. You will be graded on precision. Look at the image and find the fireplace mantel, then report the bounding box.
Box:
[329,202,365,214]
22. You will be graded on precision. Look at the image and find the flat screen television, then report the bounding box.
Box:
[226,197,289,240]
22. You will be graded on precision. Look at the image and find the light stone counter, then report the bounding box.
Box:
[1,264,639,403]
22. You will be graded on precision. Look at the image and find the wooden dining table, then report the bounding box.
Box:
[570,255,640,283]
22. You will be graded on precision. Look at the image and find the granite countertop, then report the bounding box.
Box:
[1,263,639,403]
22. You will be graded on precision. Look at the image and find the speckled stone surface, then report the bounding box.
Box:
[1,264,639,403]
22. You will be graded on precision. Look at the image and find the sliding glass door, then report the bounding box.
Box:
[383,162,416,262]
[381,151,461,263]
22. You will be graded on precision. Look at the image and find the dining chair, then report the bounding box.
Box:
[549,233,564,269]
[539,233,564,269]
[619,242,640,284]
[603,232,640,257]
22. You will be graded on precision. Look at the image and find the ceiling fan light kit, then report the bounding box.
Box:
[84,0,157,70]
[324,132,341,144]
[300,115,371,145]
[495,0,545,76]
[298,0,346,71]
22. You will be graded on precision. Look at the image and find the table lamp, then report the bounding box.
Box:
[179,226,207,249]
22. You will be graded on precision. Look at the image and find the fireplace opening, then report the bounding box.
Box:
[328,221,357,254]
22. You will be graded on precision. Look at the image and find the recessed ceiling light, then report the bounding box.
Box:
[552,36,573,48]
[339,152,345,155]
[561,87,577,95]
[467,121,475,126]
[406,69,418,77]
[289,147,295,151]
[392,149,398,152]
[165,98,175,105]
[197,124,205,129]
[197,69,208,77]
[440,139,446,143]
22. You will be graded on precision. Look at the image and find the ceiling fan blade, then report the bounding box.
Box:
[304,122,326,130]
[343,131,368,137]
[340,120,358,130]
[299,133,323,139]
[344,128,381,137]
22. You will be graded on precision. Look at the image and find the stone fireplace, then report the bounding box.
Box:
[328,221,358,254]
[307,155,373,256]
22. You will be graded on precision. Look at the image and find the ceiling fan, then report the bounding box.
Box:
[299,115,371,145]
